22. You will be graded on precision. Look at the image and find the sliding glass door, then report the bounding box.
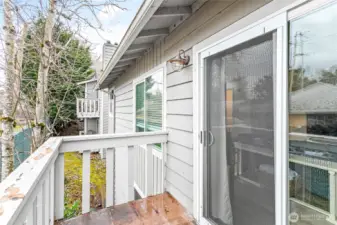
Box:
[198,13,287,225]
[203,32,276,225]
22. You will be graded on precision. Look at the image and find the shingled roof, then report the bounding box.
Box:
[290,82,337,114]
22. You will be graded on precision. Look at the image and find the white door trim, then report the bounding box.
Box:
[193,12,287,225]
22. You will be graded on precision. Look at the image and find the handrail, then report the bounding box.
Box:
[60,131,168,152]
[0,138,62,225]
[0,131,168,225]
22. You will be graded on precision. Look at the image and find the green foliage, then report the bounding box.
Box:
[289,68,317,92]
[64,200,80,219]
[21,18,93,134]
[64,152,106,219]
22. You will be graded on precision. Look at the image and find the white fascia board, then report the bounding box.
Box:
[98,0,165,88]
[77,79,97,85]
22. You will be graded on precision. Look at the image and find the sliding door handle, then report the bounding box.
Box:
[208,131,215,147]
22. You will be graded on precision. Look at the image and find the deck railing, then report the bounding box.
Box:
[0,131,168,225]
[76,98,100,118]
[134,145,164,197]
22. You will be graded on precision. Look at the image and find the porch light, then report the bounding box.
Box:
[168,49,190,72]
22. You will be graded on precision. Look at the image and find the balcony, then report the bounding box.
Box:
[76,98,100,118]
[0,131,195,225]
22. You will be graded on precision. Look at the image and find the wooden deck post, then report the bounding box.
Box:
[106,148,115,207]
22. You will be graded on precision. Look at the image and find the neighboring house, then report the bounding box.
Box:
[290,82,337,133]
[76,41,118,135]
[77,74,100,135]
[3,1,337,225]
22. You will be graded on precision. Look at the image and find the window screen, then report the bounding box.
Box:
[135,82,145,132]
[135,71,163,133]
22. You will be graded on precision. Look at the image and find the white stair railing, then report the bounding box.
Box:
[0,131,168,225]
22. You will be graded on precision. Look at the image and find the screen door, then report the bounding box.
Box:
[203,32,276,225]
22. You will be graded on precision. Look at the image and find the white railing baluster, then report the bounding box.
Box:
[55,153,64,220]
[140,149,144,191]
[44,173,50,225]
[145,144,153,196]
[158,159,162,193]
[136,147,138,187]
[36,185,43,225]
[94,100,97,114]
[26,201,35,225]
[90,100,92,114]
[154,157,158,194]
[162,142,166,193]
[49,164,55,225]
[82,150,91,214]
[106,148,114,207]
[127,146,135,201]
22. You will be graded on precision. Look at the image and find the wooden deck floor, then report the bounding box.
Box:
[55,192,195,225]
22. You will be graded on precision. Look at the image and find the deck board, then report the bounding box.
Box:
[55,192,195,225]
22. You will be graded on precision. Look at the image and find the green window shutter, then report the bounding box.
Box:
[135,82,145,132]
[145,72,163,132]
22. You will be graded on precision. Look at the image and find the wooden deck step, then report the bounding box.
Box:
[55,192,196,225]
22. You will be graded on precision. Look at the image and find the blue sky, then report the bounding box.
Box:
[0,0,143,83]
[0,0,143,56]
[81,0,144,57]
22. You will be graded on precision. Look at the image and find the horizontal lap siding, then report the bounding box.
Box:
[115,82,133,133]
[165,49,194,212]
[102,90,109,134]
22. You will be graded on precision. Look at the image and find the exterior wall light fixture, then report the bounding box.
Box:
[168,49,190,72]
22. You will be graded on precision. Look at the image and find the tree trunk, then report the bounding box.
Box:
[34,0,56,149]
[13,24,28,110]
[1,0,16,180]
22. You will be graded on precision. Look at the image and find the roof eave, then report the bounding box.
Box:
[98,0,165,89]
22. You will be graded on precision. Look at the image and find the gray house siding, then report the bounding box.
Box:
[115,82,133,133]
[102,90,110,134]
[86,81,98,99]
[108,0,295,213]
[86,119,98,134]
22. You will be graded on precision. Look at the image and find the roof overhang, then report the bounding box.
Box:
[77,78,97,85]
[98,0,196,89]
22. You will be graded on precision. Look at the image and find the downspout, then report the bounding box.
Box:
[113,91,116,133]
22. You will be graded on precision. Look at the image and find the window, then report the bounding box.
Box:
[288,2,337,224]
[135,70,164,134]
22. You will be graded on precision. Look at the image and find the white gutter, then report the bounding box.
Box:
[77,79,97,85]
[97,0,165,88]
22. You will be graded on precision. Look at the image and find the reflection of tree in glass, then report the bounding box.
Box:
[289,68,317,92]
[319,66,337,85]
[252,75,273,100]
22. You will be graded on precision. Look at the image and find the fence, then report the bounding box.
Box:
[13,128,32,169]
